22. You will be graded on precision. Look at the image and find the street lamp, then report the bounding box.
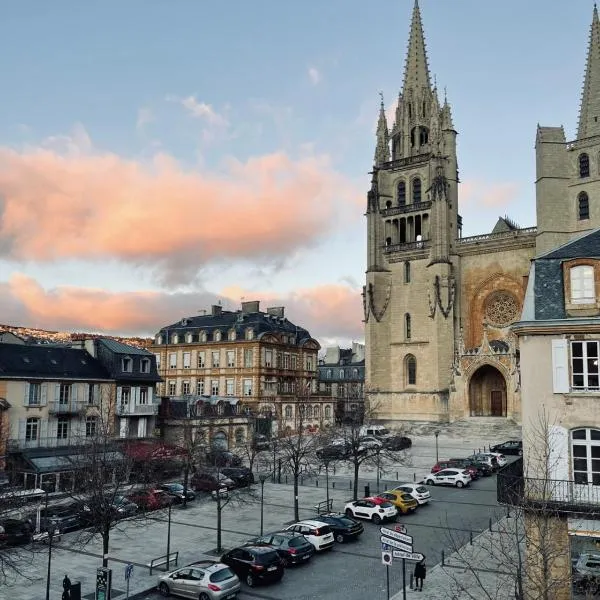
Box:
[434,430,441,463]
[165,498,173,571]
[42,484,53,600]
[258,473,271,535]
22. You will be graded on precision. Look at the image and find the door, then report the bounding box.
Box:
[490,391,503,416]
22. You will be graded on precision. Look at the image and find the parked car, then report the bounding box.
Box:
[0,518,33,547]
[220,545,284,587]
[359,436,383,451]
[315,513,364,543]
[126,489,169,512]
[80,495,138,520]
[391,483,431,505]
[252,435,271,452]
[432,460,478,480]
[157,483,196,504]
[425,469,471,488]
[157,559,241,599]
[359,425,393,439]
[247,531,314,566]
[316,441,351,460]
[29,503,83,533]
[471,453,499,470]
[378,491,418,514]
[489,440,523,456]
[205,451,242,468]
[344,497,397,524]
[191,471,236,493]
[220,467,255,488]
[383,435,412,451]
[468,460,494,477]
[486,452,508,467]
[284,520,334,552]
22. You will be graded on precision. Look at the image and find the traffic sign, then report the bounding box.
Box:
[381,550,393,565]
[125,564,134,580]
[380,527,413,545]
[392,550,424,562]
[380,535,413,551]
[394,524,407,533]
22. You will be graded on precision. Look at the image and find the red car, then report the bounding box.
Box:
[431,461,478,480]
[126,489,172,511]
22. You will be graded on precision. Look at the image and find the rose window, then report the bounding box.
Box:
[485,292,520,327]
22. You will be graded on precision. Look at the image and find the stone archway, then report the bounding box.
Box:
[469,365,507,417]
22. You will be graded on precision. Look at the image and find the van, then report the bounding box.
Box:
[359,425,393,439]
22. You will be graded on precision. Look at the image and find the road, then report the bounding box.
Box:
[139,473,503,600]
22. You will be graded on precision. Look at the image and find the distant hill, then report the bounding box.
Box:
[0,324,153,350]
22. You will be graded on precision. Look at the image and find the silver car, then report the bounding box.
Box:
[158,561,240,600]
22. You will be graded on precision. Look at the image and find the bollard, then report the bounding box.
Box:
[441,549,445,566]
[332,482,335,489]
[410,574,414,590]
[316,479,319,487]
[470,531,473,545]
[301,476,304,485]
[489,517,493,532]
[349,481,352,490]
[396,471,399,480]
[285,475,288,484]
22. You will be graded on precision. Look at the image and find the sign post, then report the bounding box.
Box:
[380,526,423,600]
[124,564,134,600]
[381,551,392,600]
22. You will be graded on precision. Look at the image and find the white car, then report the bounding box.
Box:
[425,469,471,488]
[486,452,507,467]
[284,520,334,551]
[359,436,383,452]
[392,483,431,505]
[344,497,398,524]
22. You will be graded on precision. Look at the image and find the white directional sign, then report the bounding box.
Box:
[380,527,413,545]
[381,535,413,551]
[392,550,424,562]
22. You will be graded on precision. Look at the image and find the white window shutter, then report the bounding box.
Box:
[72,384,78,402]
[551,339,569,393]
[23,382,30,406]
[55,384,60,402]
[116,387,122,404]
[41,383,48,406]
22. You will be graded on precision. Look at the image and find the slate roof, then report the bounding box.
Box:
[0,345,111,380]
[539,228,600,260]
[97,338,153,356]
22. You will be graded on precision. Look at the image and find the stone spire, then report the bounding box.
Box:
[578,4,600,138]
[402,0,432,95]
[374,94,390,166]
[441,89,454,130]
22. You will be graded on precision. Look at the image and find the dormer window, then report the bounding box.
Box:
[228,330,236,341]
[141,358,151,374]
[214,330,222,342]
[246,328,254,341]
[185,332,193,343]
[171,334,179,344]
[122,357,133,373]
[156,335,163,345]
[200,331,207,343]
[570,265,596,304]
[579,153,590,178]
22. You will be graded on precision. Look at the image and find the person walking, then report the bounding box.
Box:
[414,556,426,591]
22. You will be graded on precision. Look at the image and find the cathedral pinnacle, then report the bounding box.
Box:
[577,4,600,138]
[374,94,390,166]
[402,0,432,95]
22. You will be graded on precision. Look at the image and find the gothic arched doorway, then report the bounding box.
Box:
[469,365,507,417]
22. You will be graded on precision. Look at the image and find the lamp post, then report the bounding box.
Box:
[434,430,441,463]
[258,473,271,535]
[166,499,173,570]
[271,439,277,483]
[43,485,52,600]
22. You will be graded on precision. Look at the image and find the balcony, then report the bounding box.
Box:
[115,403,159,417]
[381,200,432,218]
[497,458,600,515]
[48,400,87,415]
[383,240,431,254]
[8,435,90,451]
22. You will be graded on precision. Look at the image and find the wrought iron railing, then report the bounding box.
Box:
[383,240,431,254]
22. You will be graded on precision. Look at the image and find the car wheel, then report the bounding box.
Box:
[199,594,211,600]
[456,481,464,488]
[335,533,345,544]
[246,573,255,587]
[345,508,354,518]
[158,582,170,597]
[426,479,435,486]
[281,556,289,567]
[372,514,382,525]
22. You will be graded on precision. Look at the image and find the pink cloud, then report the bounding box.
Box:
[460,179,520,209]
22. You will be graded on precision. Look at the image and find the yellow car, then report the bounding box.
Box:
[379,490,418,514]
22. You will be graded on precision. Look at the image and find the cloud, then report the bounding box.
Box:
[308,67,321,85]
[0,139,360,283]
[460,179,520,209]
[136,107,154,131]
[167,94,228,127]
[4,275,364,343]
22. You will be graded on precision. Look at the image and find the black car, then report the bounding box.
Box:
[316,443,350,460]
[221,467,255,487]
[252,435,271,452]
[157,483,196,503]
[0,518,33,547]
[205,450,243,468]
[383,436,412,451]
[29,503,83,533]
[315,513,364,543]
[469,460,494,477]
[221,545,284,587]
[490,440,523,456]
[247,531,314,566]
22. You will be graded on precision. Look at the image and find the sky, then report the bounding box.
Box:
[0,1,595,346]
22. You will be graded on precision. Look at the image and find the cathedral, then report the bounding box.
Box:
[364,1,600,424]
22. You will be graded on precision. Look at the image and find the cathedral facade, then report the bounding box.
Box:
[365,2,600,424]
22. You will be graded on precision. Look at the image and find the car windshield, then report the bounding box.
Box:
[378,428,390,436]
[288,536,308,547]
[209,567,235,582]
[167,484,183,491]
[337,517,357,526]
[379,502,394,508]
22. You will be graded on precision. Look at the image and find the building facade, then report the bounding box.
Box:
[365,2,600,425]
[150,301,334,436]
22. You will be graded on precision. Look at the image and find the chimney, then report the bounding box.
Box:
[211,305,222,316]
[242,300,260,314]
[267,306,285,318]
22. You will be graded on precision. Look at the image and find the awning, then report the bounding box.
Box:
[19,450,126,474]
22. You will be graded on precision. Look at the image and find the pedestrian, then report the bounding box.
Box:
[414,556,426,592]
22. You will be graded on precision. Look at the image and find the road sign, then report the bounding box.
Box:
[392,550,424,562]
[381,550,393,565]
[380,535,413,551]
[380,527,413,545]
[394,524,407,533]
[125,564,134,580]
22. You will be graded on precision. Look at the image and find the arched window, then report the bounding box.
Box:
[579,153,590,178]
[285,405,293,419]
[398,181,406,206]
[570,265,595,304]
[405,314,411,340]
[386,200,392,209]
[172,334,179,344]
[324,405,332,418]
[408,103,412,119]
[578,191,590,220]
[339,369,345,378]
[214,330,222,342]
[412,178,422,203]
[156,335,163,345]
[572,428,600,485]
[200,331,207,343]
[313,405,320,418]
[228,330,236,341]
[404,261,411,283]
[246,329,254,340]
[419,127,429,146]
[185,332,193,343]
[405,355,417,386]
[352,368,359,378]
[306,405,313,418]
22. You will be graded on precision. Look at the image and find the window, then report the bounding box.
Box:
[235,428,244,445]
[314,405,320,418]
[154,353,161,368]
[183,352,191,369]
[571,428,600,485]
[580,153,590,178]
[212,351,220,368]
[168,381,177,396]
[156,335,163,345]
[244,349,253,368]
[26,417,39,442]
[578,192,590,220]
[291,355,298,370]
[571,341,599,390]
[122,357,133,373]
[324,405,332,419]
[339,369,345,379]
[211,380,220,395]
[226,379,234,396]
[186,332,193,343]
[352,368,359,378]
[265,350,273,368]
[197,380,205,395]
[398,181,406,206]
[227,351,235,368]
[405,313,412,340]
[57,417,69,440]
[182,381,191,395]
[228,330,236,341]
[570,265,595,304]
[86,416,97,438]
[139,387,148,404]
[246,329,254,340]
[59,383,71,404]
[140,358,151,374]
[121,387,131,404]
[283,354,290,369]
[243,379,253,396]
[214,330,222,342]
[197,352,205,368]
[306,405,313,418]
[327,369,332,379]
[28,383,41,406]
[172,334,179,344]
[307,357,313,371]
[412,178,422,203]
[406,354,417,385]
[200,331,207,343]
[88,384,98,405]
[404,261,411,283]
[169,353,177,369]
[285,405,293,419]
